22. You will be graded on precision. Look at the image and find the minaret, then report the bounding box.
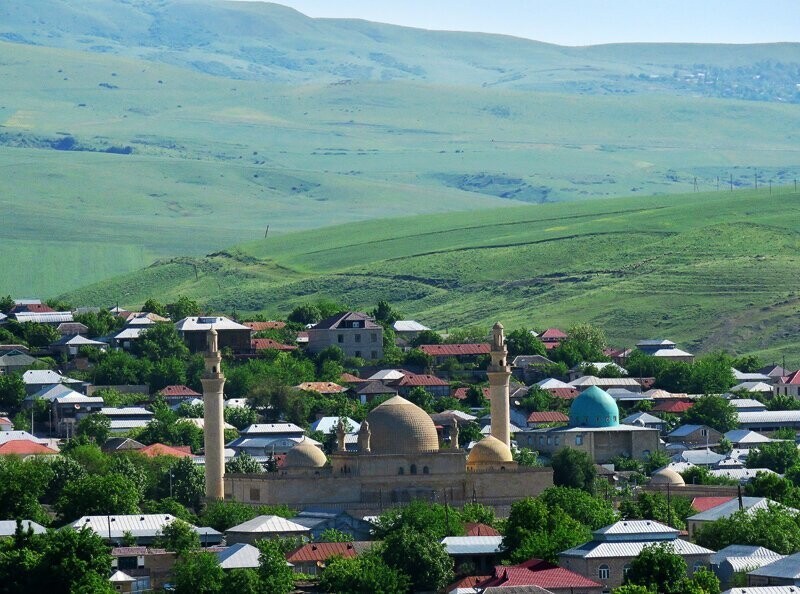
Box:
[487,322,512,448]
[201,327,225,501]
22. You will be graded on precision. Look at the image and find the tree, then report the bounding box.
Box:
[257,538,294,594]
[166,296,201,321]
[505,328,545,358]
[381,526,453,593]
[539,486,618,529]
[288,303,322,325]
[75,414,110,445]
[502,497,591,563]
[461,502,496,526]
[141,298,168,317]
[746,441,800,473]
[514,448,543,467]
[157,520,200,556]
[684,395,738,433]
[552,447,596,492]
[619,492,693,530]
[0,525,113,594]
[223,568,261,594]
[732,355,763,373]
[56,473,140,521]
[625,543,687,594]
[317,528,354,542]
[695,506,800,554]
[371,300,400,325]
[411,329,444,347]
[20,322,60,348]
[375,500,464,540]
[173,551,225,594]
[74,310,121,339]
[224,406,257,430]
[681,466,737,487]
[565,323,608,361]
[92,350,151,385]
[644,450,671,474]
[613,585,651,594]
[149,357,188,391]
[226,453,264,474]
[0,295,13,314]
[406,386,434,413]
[0,457,53,525]
[0,374,26,410]
[320,550,410,594]
[134,323,189,361]
[166,456,205,510]
[689,351,735,394]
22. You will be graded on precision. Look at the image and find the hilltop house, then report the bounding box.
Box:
[635,339,694,362]
[306,312,383,361]
[175,316,251,354]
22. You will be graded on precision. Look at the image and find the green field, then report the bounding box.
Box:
[3,38,800,296]
[62,187,800,361]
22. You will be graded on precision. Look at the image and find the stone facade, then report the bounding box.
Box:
[520,425,660,464]
[560,551,711,590]
[306,312,383,361]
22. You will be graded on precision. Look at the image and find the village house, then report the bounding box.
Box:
[687,497,796,539]
[478,558,603,594]
[285,541,373,576]
[419,343,490,365]
[667,424,722,448]
[635,339,694,362]
[747,553,800,586]
[73,514,222,547]
[539,328,568,350]
[0,349,37,374]
[559,520,714,590]
[111,547,176,593]
[225,515,311,544]
[175,316,252,353]
[306,311,383,361]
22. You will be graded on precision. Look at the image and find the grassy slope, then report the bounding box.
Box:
[4,41,800,296]
[63,187,800,361]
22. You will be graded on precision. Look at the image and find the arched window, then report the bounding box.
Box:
[398,467,404,475]
[598,565,610,580]
[410,464,417,475]
[623,564,632,577]
[500,466,506,471]
[422,466,429,475]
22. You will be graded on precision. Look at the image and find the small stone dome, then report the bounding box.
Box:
[569,385,620,428]
[468,435,513,465]
[365,395,439,455]
[285,439,327,468]
[650,467,685,487]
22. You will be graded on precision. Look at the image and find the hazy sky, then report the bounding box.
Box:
[259,0,799,46]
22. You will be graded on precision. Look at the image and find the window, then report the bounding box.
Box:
[598,565,610,580]
[539,436,544,445]
[355,351,361,358]
[355,334,361,343]
[371,351,378,360]
[423,466,429,474]
[371,333,378,342]
[410,464,417,475]
[575,434,583,446]
[398,467,404,475]
[249,488,260,502]
[623,564,632,577]
[527,436,533,446]
[546,436,552,445]
[337,334,344,343]
[693,561,705,573]
[701,428,708,437]
[554,436,560,446]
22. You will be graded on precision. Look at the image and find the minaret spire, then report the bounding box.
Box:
[487,322,511,447]
[202,325,225,500]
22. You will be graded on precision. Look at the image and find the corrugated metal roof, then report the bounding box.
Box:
[688,497,793,521]
[441,536,504,555]
[739,411,800,424]
[101,407,152,417]
[393,320,430,332]
[0,520,46,536]
[749,553,800,579]
[310,417,360,434]
[174,316,250,331]
[71,514,218,539]
[419,343,490,357]
[241,423,304,435]
[216,543,261,569]
[722,587,800,594]
[561,538,713,559]
[14,312,73,324]
[286,541,373,562]
[226,515,309,534]
[594,520,678,537]
[711,545,782,564]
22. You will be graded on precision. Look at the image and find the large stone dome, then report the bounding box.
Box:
[468,435,513,465]
[365,395,440,455]
[650,467,685,487]
[285,439,327,468]
[569,385,620,428]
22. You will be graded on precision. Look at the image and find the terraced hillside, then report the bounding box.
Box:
[63,187,800,361]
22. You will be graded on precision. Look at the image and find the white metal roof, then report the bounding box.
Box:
[709,468,776,482]
[593,520,677,538]
[241,423,304,435]
[688,497,794,522]
[731,382,773,393]
[441,536,503,555]
[226,515,310,534]
[109,570,136,583]
[101,407,153,417]
[14,312,73,324]
[71,514,215,539]
[536,378,571,389]
[739,411,800,424]
[622,412,663,425]
[393,320,430,332]
[0,431,45,446]
[174,316,249,331]
[728,398,768,409]
[216,542,261,569]
[311,416,361,435]
[114,328,144,340]
[748,553,800,579]
[569,376,642,387]
[651,348,693,357]
[561,538,712,559]
[0,520,46,536]
[722,588,800,594]
[724,430,772,444]
[368,369,406,380]
[23,369,77,385]
[711,545,782,565]
[732,370,772,382]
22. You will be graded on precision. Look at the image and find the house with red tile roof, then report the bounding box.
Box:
[691,496,735,513]
[478,558,603,594]
[157,385,201,403]
[294,382,348,394]
[527,411,569,428]
[465,522,501,537]
[540,328,568,350]
[251,338,296,352]
[652,400,695,414]
[419,343,490,364]
[139,443,194,458]
[775,370,800,397]
[393,373,451,397]
[0,440,58,457]
[8,303,55,314]
[285,541,374,576]
[453,386,490,401]
[243,321,286,332]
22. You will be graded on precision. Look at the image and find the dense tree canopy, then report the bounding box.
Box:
[552,447,596,491]
[683,395,738,433]
[695,506,800,554]
[381,526,454,593]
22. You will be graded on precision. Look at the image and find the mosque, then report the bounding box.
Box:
[519,385,661,463]
[206,323,554,511]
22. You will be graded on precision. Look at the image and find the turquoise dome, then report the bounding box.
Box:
[569,386,619,428]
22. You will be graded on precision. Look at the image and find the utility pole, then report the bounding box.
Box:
[755,171,758,190]
[693,177,698,192]
[716,176,719,191]
[730,173,734,192]
[264,225,270,239]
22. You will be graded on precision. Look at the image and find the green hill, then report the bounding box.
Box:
[2,0,800,296]
[62,187,800,361]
